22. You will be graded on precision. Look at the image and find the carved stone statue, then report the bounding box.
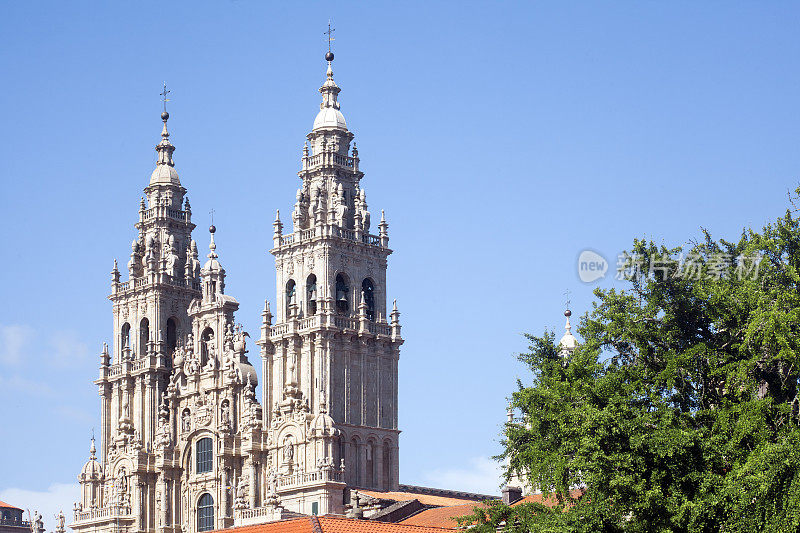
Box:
[220,401,231,431]
[55,510,65,533]
[181,409,191,433]
[283,439,294,463]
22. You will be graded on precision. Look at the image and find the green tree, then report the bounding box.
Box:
[462,197,800,532]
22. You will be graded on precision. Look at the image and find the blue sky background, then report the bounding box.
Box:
[1,1,799,523]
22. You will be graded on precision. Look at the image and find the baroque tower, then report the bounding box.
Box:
[73,110,269,533]
[73,48,404,533]
[260,50,403,498]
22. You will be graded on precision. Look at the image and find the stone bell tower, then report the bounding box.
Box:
[104,108,201,464]
[72,108,203,533]
[258,50,403,498]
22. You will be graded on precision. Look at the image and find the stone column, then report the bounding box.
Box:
[159,476,167,529]
[220,468,228,519]
[375,444,385,490]
[249,460,258,509]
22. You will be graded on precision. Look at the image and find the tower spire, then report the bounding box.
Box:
[558,308,578,357]
[150,85,180,185]
[208,221,218,260]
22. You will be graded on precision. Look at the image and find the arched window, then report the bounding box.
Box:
[286,279,296,315]
[350,437,361,485]
[120,323,130,355]
[166,317,178,354]
[336,274,350,314]
[362,278,375,321]
[197,493,214,532]
[366,441,375,486]
[196,437,213,474]
[200,328,213,367]
[306,274,317,316]
[383,440,393,489]
[139,318,150,356]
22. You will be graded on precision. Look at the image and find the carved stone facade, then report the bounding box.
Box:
[72,52,402,533]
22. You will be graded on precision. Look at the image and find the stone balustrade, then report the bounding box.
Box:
[114,275,200,294]
[277,467,343,489]
[269,314,393,339]
[277,225,384,248]
[73,505,131,523]
[140,206,190,224]
[302,151,357,171]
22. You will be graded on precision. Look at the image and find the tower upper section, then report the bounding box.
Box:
[285,55,374,237]
[107,111,200,367]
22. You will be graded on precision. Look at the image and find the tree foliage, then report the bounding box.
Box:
[462,198,800,532]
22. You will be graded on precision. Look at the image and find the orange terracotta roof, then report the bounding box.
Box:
[214,519,311,533]
[511,489,585,507]
[358,490,482,507]
[215,516,455,533]
[0,501,22,510]
[319,516,453,531]
[400,504,482,529]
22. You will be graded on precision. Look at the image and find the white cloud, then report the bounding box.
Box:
[423,457,504,496]
[0,324,34,365]
[49,331,90,366]
[0,483,79,532]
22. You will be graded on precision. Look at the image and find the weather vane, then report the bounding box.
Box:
[209,208,215,226]
[325,20,335,53]
[160,82,171,113]
[564,288,571,311]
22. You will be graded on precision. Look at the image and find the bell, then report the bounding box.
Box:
[337,290,347,301]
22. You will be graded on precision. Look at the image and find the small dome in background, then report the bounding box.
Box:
[558,308,578,355]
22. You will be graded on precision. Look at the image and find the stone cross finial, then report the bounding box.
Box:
[160,83,171,114]
[325,20,335,53]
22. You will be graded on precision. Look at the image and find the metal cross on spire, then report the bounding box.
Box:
[209,208,215,226]
[325,20,335,52]
[564,288,572,311]
[160,82,171,113]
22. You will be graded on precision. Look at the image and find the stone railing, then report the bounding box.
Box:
[140,206,190,224]
[74,505,131,522]
[298,315,322,330]
[270,314,393,339]
[270,323,290,336]
[239,507,272,520]
[0,519,29,528]
[302,151,357,171]
[333,316,359,330]
[276,468,343,489]
[113,275,200,294]
[277,225,383,248]
[368,322,391,336]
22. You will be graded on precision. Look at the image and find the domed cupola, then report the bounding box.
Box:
[312,52,348,131]
[149,110,181,186]
[79,436,103,481]
[558,309,578,357]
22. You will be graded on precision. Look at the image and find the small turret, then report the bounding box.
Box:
[558,309,578,358]
[201,224,226,301]
[273,210,283,248]
[379,210,389,247]
[390,299,402,341]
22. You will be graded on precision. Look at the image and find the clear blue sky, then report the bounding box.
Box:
[1,0,799,522]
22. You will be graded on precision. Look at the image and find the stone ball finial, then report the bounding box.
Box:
[325,51,334,62]
[161,111,169,121]
[565,309,572,317]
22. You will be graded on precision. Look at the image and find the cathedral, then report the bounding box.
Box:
[71,49,405,533]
